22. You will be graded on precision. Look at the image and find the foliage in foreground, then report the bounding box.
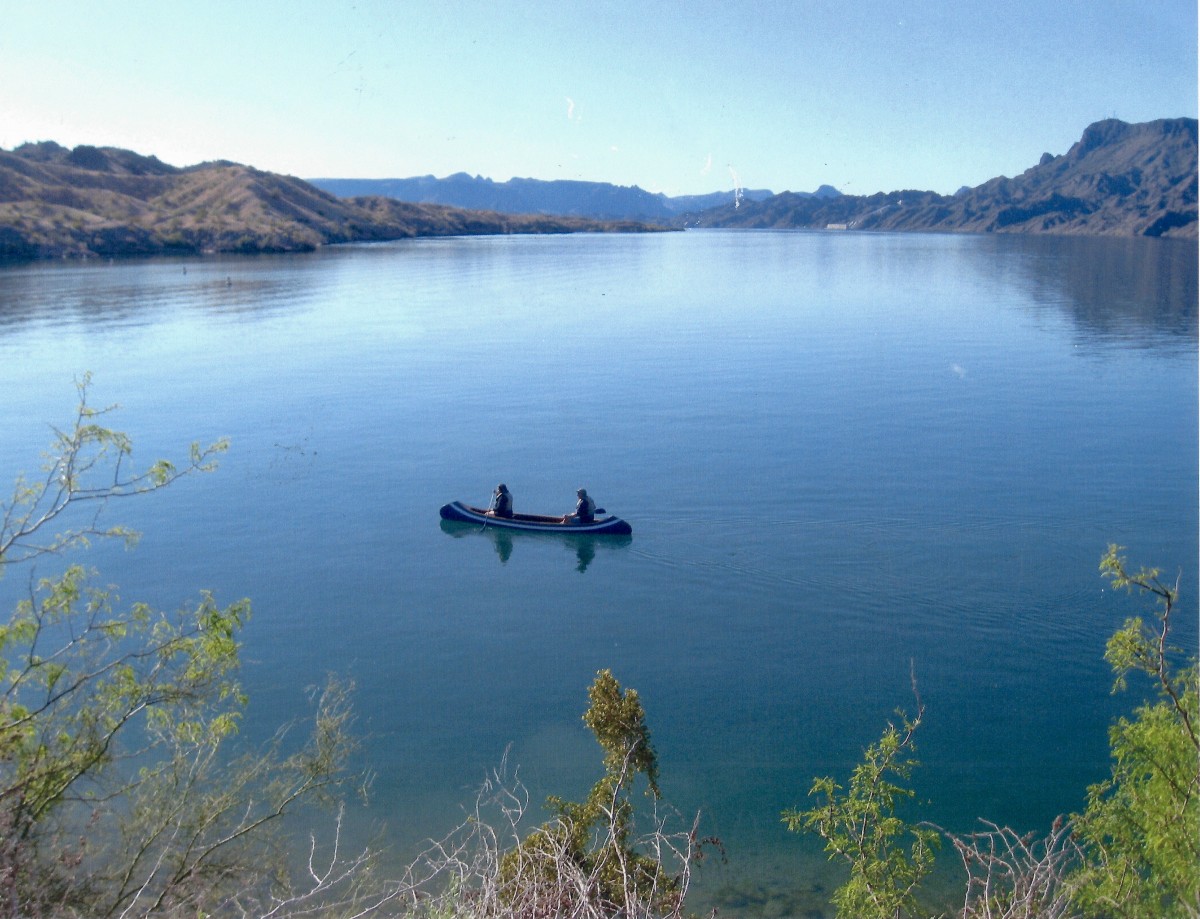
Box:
[7,381,1196,918]
[282,671,712,919]
[785,545,1199,919]
[490,669,710,917]
[781,670,938,919]
[0,380,372,917]
[1068,546,1199,918]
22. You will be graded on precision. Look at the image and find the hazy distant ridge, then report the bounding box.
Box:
[687,118,1197,238]
[309,174,786,221]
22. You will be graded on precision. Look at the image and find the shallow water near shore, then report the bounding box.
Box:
[0,230,1195,915]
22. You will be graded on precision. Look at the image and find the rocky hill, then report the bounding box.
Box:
[683,118,1197,238]
[308,173,783,221]
[0,142,662,259]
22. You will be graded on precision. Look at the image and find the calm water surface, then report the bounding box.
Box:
[0,230,1195,915]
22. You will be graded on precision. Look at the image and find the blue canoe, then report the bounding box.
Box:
[439,501,633,535]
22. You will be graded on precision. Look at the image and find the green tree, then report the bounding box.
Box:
[782,678,939,919]
[1069,545,1199,918]
[0,380,373,918]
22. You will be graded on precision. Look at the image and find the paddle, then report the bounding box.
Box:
[480,493,497,531]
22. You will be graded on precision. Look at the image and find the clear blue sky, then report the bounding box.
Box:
[2,0,1195,196]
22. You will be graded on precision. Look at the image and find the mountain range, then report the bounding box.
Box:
[314,119,1196,239]
[0,117,1194,260]
[684,118,1196,238]
[0,143,660,259]
[308,174,794,222]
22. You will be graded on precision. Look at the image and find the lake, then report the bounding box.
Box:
[0,229,1195,916]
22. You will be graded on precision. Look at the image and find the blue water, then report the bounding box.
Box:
[0,230,1195,914]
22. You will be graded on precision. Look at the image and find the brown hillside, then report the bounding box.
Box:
[0,142,665,259]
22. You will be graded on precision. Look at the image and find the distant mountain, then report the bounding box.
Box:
[0,142,665,259]
[3,117,1192,259]
[684,118,1197,238]
[309,174,783,222]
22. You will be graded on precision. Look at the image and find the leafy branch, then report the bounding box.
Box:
[782,665,938,919]
[1099,544,1196,750]
[0,373,227,568]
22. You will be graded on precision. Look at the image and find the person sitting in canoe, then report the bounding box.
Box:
[563,487,596,525]
[489,483,513,518]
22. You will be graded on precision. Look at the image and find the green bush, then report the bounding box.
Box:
[1069,547,1199,918]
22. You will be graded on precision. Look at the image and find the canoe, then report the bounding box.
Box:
[439,501,633,535]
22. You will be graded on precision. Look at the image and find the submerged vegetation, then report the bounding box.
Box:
[1,380,1196,916]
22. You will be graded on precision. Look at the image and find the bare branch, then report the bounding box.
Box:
[945,818,1083,919]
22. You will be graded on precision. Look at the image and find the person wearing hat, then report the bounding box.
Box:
[563,487,596,525]
[489,483,513,518]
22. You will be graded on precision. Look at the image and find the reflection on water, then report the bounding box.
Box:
[0,252,329,331]
[439,519,632,571]
[986,235,1197,349]
[1,235,1195,350]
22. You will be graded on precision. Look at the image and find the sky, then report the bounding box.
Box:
[2,1,1196,197]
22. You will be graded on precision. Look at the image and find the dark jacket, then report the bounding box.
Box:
[494,488,513,518]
